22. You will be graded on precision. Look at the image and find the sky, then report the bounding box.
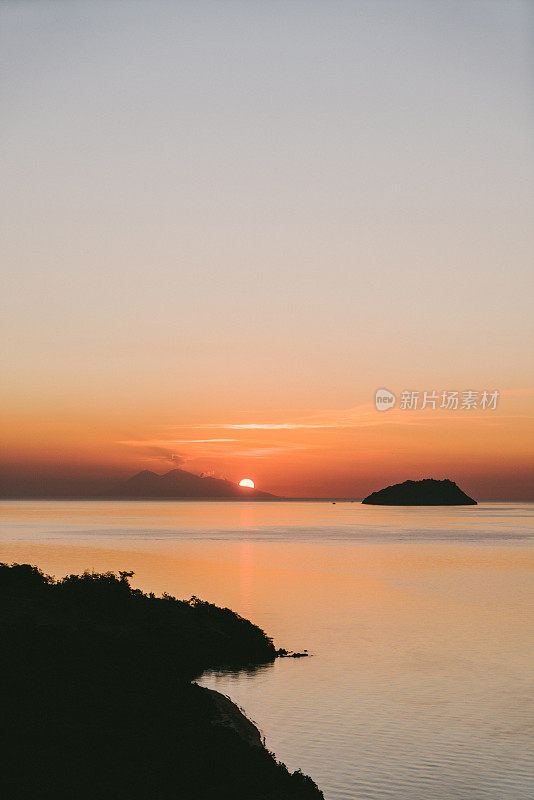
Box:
[2,0,533,498]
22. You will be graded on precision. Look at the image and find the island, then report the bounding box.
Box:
[362,478,477,505]
[107,468,279,499]
[0,563,322,799]
[0,467,280,500]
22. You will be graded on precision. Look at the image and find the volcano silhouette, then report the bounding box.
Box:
[108,469,278,499]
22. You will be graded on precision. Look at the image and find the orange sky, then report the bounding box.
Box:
[2,2,533,499]
[2,389,533,498]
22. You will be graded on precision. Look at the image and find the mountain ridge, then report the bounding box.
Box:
[108,467,279,499]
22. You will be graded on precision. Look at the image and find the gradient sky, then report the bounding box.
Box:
[2,0,533,498]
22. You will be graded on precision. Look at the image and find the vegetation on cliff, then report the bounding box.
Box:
[0,563,323,799]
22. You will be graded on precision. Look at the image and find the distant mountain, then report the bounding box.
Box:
[0,472,114,499]
[0,468,278,500]
[107,468,278,500]
[362,478,477,505]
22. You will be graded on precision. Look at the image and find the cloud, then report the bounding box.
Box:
[217,423,338,430]
[193,407,410,431]
[190,401,522,433]
[134,446,186,467]
[118,438,238,446]
[193,407,377,431]
[117,399,525,464]
[228,444,309,458]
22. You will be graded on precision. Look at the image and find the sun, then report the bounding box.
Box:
[239,478,255,489]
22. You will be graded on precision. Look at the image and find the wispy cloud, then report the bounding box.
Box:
[118,438,238,446]
[118,400,524,461]
[193,406,377,431]
[230,446,306,458]
[189,402,522,433]
[216,423,340,430]
[193,407,420,431]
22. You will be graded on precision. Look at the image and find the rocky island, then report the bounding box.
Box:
[362,478,477,505]
[0,563,322,799]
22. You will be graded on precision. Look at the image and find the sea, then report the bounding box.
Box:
[1,500,533,800]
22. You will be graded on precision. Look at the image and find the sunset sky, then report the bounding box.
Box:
[2,1,533,499]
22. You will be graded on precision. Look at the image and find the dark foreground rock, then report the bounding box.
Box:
[0,563,323,800]
[362,478,477,505]
[278,649,309,658]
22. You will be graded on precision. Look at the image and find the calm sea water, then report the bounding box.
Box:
[1,500,533,800]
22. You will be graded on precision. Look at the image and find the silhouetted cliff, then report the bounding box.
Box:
[0,564,322,800]
[362,478,477,505]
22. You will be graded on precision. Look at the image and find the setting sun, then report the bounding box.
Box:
[239,478,255,489]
